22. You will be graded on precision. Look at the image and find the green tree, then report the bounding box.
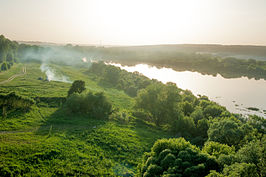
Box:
[174,116,196,136]
[135,83,181,126]
[223,163,259,177]
[246,115,266,134]
[65,92,112,119]
[137,138,219,177]
[196,118,209,138]
[236,139,264,175]
[203,141,235,159]
[207,118,246,147]
[191,107,204,124]
[203,105,224,118]
[102,65,120,85]
[181,101,194,116]
[67,80,86,97]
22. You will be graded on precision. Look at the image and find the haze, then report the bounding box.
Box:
[1,0,266,45]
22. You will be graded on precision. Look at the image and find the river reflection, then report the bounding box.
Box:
[111,63,266,117]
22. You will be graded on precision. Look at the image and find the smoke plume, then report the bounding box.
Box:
[40,63,72,83]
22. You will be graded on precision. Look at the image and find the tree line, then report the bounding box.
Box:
[1,35,266,80]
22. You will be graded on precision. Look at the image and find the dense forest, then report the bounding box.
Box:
[0,36,265,176]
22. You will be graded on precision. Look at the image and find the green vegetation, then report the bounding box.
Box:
[0,35,18,71]
[0,36,265,176]
[107,51,266,80]
[67,80,86,96]
[0,92,34,118]
[137,138,219,177]
[65,91,113,119]
[87,61,152,97]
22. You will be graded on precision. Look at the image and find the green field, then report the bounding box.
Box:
[0,63,172,176]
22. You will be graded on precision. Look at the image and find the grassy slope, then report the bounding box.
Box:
[0,63,171,176]
[0,64,23,81]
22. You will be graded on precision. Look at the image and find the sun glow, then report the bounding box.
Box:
[1,0,266,45]
[90,0,207,45]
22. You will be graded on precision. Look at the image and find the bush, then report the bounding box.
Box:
[0,92,35,118]
[65,92,112,119]
[138,138,219,177]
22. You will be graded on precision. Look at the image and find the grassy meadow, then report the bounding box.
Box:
[0,62,172,176]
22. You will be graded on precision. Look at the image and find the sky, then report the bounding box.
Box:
[0,0,266,46]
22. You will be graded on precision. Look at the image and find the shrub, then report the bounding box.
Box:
[65,92,112,119]
[137,138,219,177]
[0,92,35,118]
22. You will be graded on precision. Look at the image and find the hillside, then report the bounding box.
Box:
[0,61,265,176]
[0,63,173,176]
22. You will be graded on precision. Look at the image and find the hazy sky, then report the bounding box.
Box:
[1,0,266,45]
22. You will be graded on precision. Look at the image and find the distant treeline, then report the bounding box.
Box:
[2,34,266,79]
[89,47,266,80]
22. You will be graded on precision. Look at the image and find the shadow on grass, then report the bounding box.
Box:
[35,106,107,137]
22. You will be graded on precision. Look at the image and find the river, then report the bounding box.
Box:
[111,63,266,118]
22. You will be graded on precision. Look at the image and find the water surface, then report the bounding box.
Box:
[111,63,266,117]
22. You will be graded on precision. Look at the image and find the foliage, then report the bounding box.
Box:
[173,116,196,137]
[65,91,113,119]
[0,92,34,118]
[203,105,225,118]
[207,117,255,147]
[203,141,235,159]
[88,62,151,97]
[137,138,219,177]
[0,35,18,71]
[223,163,259,177]
[67,80,86,96]
[236,139,265,176]
[246,115,266,134]
[196,118,209,138]
[190,107,204,124]
[135,83,182,126]
[181,101,194,116]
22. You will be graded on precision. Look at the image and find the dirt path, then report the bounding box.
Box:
[0,66,26,85]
